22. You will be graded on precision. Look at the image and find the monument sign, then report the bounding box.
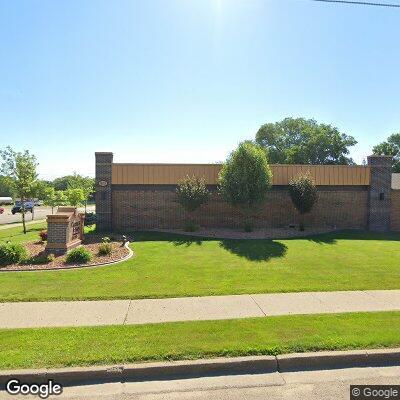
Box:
[46,207,85,253]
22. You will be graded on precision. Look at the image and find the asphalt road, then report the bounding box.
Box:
[2,366,398,400]
[0,206,95,226]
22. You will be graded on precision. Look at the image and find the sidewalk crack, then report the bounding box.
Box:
[250,295,267,317]
[123,300,132,325]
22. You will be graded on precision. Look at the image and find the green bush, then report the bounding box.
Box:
[0,243,27,265]
[84,212,97,226]
[98,242,112,256]
[176,175,210,212]
[218,142,272,231]
[23,253,54,265]
[66,247,92,264]
[288,173,318,231]
[218,142,272,209]
[184,221,199,232]
[244,223,253,232]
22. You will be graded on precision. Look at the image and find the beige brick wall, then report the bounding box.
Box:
[112,187,368,230]
[391,190,400,231]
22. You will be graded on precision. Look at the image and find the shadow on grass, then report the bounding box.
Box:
[220,240,287,261]
[103,229,400,249]
[301,229,400,245]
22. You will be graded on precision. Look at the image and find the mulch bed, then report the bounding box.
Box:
[1,237,130,271]
[152,227,338,240]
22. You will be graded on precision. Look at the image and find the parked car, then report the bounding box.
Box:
[0,197,13,205]
[34,200,44,206]
[0,207,4,214]
[11,201,34,214]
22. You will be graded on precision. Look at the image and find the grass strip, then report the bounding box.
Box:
[1,311,400,370]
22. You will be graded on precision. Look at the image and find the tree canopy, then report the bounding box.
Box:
[0,147,38,233]
[372,133,400,172]
[255,117,357,165]
[0,175,14,197]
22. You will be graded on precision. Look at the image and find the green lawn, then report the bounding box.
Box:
[1,311,399,369]
[0,229,399,302]
[0,222,46,244]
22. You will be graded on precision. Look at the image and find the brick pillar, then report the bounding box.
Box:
[368,155,392,231]
[95,152,113,231]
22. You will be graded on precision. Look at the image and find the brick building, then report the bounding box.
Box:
[95,153,399,232]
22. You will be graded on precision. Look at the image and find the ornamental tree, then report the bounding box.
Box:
[288,173,318,231]
[218,141,272,229]
[0,147,38,234]
[176,175,210,230]
[65,188,85,208]
[43,187,66,214]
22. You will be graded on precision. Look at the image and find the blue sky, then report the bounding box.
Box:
[1,0,400,179]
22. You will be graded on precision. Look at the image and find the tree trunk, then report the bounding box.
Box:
[242,206,253,232]
[52,206,54,214]
[21,196,26,234]
[299,213,305,231]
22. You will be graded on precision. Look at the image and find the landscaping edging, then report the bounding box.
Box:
[0,348,399,386]
[0,242,134,273]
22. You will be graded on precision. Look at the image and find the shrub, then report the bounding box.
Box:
[39,230,48,241]
[98,237,112,256]
[218,142,272,230]
[85,212,97,226]
[176,175,210,212]
[244,223,253,232]
[288,173,318,231]
[184,221,199,232]
[66,247,92,264]
[0,243,27,265]
[23,253,55,265]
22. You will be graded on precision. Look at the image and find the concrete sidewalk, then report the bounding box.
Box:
[1,290,400,329]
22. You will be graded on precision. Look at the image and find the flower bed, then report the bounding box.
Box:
[0,237,131,271]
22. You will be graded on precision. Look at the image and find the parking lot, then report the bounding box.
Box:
[0,205,95,226]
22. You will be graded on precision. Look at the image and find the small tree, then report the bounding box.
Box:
[288,173,318,231]
[218,142,272,230]
[176,176,210,230]
[0,147,38,234]
[67,173,94,213]
[55,190,67,208]
[65,188,85,208]
[43,187,66,214]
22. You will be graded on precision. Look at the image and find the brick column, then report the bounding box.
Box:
[95,152,113,231]
[368,155,392,231]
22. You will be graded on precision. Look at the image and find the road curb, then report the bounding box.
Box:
[0,348,399,386]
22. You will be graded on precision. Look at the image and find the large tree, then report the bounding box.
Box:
[0,147,38,234]
[372,133,400,172]
[255,117,357,165]
[218,141,272,230]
